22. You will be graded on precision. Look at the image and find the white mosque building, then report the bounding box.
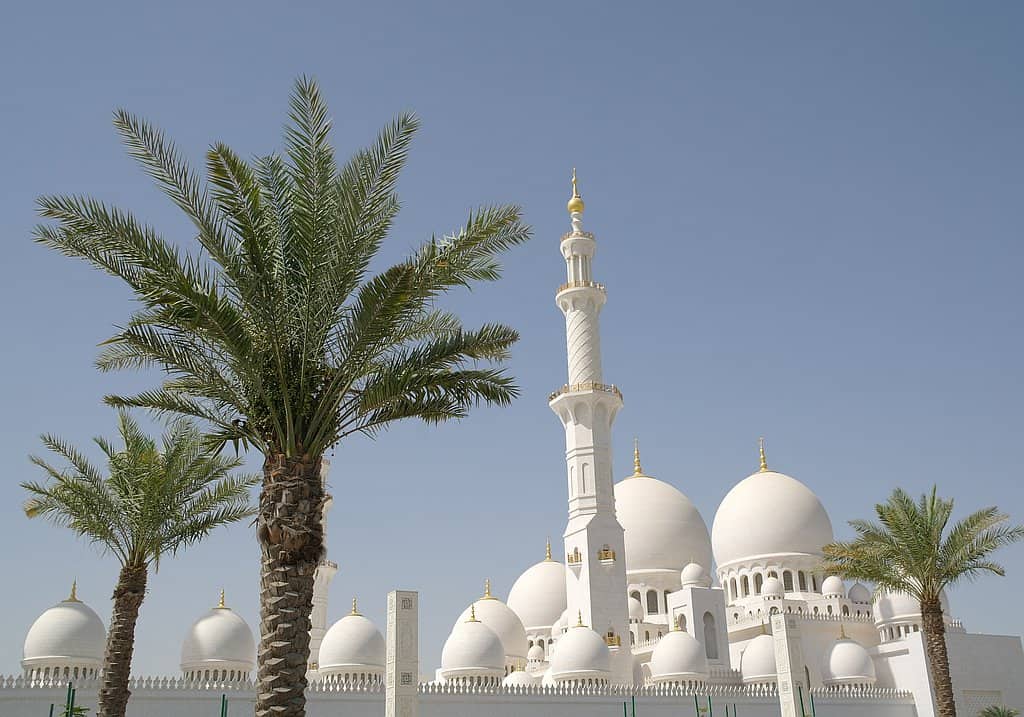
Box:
[3,177,1023,717]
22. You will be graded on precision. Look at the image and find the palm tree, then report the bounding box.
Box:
[33,77,531,717]
[979,706,1020,717]
[822,487,1024,717]
[23,413,257,717]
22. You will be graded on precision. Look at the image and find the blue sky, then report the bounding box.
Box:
[1,2,1022,676]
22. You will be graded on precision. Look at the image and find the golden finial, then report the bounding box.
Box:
[67,579,80,603]
[351,597,361,616]
[633,438,643,476]
[545,538,553,562]
[467,604,479,622]
[839,623,848,640]
[483,578,497,600]
[567,168,585,214]
[576,610,585,628]
[216,589,226,609]
[759,437,768,473]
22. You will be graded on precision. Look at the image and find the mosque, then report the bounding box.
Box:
[3,177,1023,717]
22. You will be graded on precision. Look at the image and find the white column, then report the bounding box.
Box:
[386,590,419,717]
[550,174,631,684]
[772,613,810,717]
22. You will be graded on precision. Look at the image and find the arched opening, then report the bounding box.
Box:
[703,612,719,660]
[754,573,764,594]
[645,630,650,641]
[740,575,750,597]
[630,590,641,603]
[729,578,738,601]
[664,590,671,609]
[842,605,850,616]
[811,574,819,591]
[798,572,808,591]
[538,638,545,649]
[827,604,833,615]
[767,570,778,579]
[528,639,533,648]
[783,571,794,592]
[677,614,687,632]
[646,589,659,614]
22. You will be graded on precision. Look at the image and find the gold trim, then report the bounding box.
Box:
[567,168,585,214]
[576,610,585,628]
[482,578,497,600]
[351,597,361,616]
[633,438,643,476]
[467,604,479,623]
[217,589,226,609]
[545,539,553,562]
[759,437,768,473]
[66,579,80,603]
[598,545,616,562]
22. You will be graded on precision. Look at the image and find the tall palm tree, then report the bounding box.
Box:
[33,77,531,717]
[822,487,1024,717]
[23,412,257,717]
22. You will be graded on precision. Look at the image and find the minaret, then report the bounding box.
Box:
[549,171,631,683]
[308,458,338,674]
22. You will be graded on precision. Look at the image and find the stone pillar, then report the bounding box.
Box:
[386,590,418,717]
[772,613,809,717]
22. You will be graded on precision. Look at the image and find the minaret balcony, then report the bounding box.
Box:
[548,382,623,403]
[561,230,595,242]
[567,547,583,565]
[555,280,605,296]
[598,546,617,563]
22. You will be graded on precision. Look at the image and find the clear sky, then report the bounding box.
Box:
[1,2,1022,677]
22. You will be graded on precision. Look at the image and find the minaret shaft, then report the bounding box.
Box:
[549,179,631,684]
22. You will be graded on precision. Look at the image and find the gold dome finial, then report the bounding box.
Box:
[576,609,585,628]
[545,538,553,561]
[217,589,226,609]
[759,437,768,473]
[633,438,643,476]
[468,604,479,622]
[351,597,361,615]
[567,168,585,214]
[67,579,80,603]
[483,578,496,600]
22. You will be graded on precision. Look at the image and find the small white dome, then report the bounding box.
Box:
[541,667,556,686]
[318,612,385,675]
[440,617,505,680]
[873,589,951,626]
[503,669,539,686]
[762,577,784,599]
[649,630,709,683]
[615,469,713,575]
[23,589,105,671]
[712,470,833,568]
[507,557,569,632]
[740,634,777,683]
[457,591,528,660]
[848,583,871,604]
[628,597,644,622]
[681,562,711,587]
[548,625,611,681]
[180,601,255,674]
[821,637,876,686]
[822,576,845,597]
[527,644,545,662]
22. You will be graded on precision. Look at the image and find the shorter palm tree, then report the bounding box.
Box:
[979,706,1020,717]
[23,412,258,717]
[823,486,1024,717]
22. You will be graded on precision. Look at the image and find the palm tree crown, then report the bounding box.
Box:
[822,486,1023,602]
[823,486,1023,717]
[24,412,258,567]
[34,77,530,459]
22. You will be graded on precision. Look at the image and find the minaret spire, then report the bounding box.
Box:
[759,437,768,472]
[633,438,643,476]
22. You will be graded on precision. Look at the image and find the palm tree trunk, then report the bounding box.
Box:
[255,454,325,717]
[97,563,148,717]
[922,597,957,717]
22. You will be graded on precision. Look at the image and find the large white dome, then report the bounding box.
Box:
[712,469,833,568]
[821,636,877,686]
[648,630,708,683]
[457,585,528,660]
[440,616,505,680]
[23,587,105,672]
[548,625,611,682]
[615,466,712,575]
[180,598,255,674]
[507,554,569,632]
[318,611,385,675]
[740,634,777,684]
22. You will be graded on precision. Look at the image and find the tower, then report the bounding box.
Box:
[549,171,632,683]
[309,458,339,674]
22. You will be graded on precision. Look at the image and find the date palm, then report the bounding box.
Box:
[979,707,1020,717]
[822,487,1024,717]
[33,77,531,716]
[23,412,257,717]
